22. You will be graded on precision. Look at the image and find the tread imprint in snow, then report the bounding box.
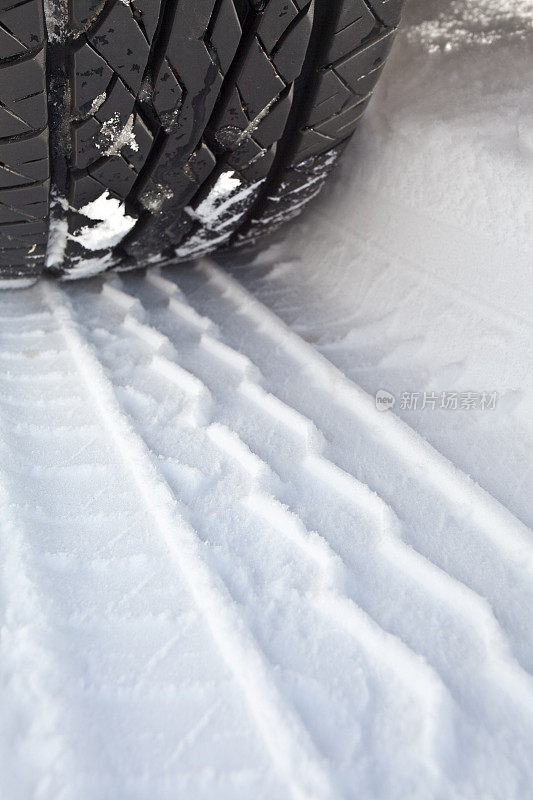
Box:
[5,267,528,795]
[0,0,48,282]
[3,269,533,795]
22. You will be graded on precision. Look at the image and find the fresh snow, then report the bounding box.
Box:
[225,0,533,529]
[0,277,38,288]
[98,113,138,157]
[46,196,69,269]
[71,191,136,253]
[189,171,243,225]
[1,1,532,799]
[45,192,136,275]
[408,0,533,50]
[1,263,531,799]
[177,172,262,259]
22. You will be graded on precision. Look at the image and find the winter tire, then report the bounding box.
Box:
[0,0,404,285]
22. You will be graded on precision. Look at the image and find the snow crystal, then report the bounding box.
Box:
[190,171,243,227]
[98,113,138,156]
[71,191,136,252]
[141,183,174,213]
[409,0,533,51]
[176,171,262,260]
[46,196,69,269]
[0,277,38,290]
[88,92,107,116]
[62,254,114,280]
[43,0,68,41]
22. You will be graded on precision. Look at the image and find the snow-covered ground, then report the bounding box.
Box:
[224,0,533,530]
[1,2,532,799]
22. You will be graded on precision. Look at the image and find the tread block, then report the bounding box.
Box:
[72,44,114,116]
[130,0,163,41]
[333,0,378,39]
[70,172,108,208]
[334,31,394,92]
[0,131,48,186]
[71,0,107,30]
[210,0,242,73]
[366,0,403,27]
[253,89,293,149]
[152,58,183,126]
[313,94,370,138]
[0,0,44,58]
[124,114,153,172]
[256,0,300,52]
[326,8,375,62]
[264,6,312,82]
[237,38,287,119]
[88,2,150,95]
[89,155,137,198]
[0,48,46,133]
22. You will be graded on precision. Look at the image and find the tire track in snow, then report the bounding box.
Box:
[166,261,533,671]
[2,263,532,798]
[42,279,340,800]
[113,268,533,705]
[0,444,91,800]
[0,298,107,799]
[74,279,450,780]
[0,288,291,800]
[195,260,532,559]
[64,273,533,796]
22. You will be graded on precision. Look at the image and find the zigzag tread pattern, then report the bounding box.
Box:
[56,0,400,276]
[119,0,316,267]
[54,0,244,274]
[235,0,403,246]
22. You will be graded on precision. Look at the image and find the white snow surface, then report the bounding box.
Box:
[226,0,533,530]
[193,171,243,224]
[71,191,136,254]
[408,0,533,50]
[178,172,263,259]
[1,265,531,800]
[1,2,533,798]
[46,196,69,269]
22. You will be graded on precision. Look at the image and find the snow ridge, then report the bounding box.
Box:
[1,265,531,799]
[42,279,338,800]
[100,270,533,707]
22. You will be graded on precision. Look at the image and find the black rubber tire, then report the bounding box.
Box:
[0,0,404,285]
